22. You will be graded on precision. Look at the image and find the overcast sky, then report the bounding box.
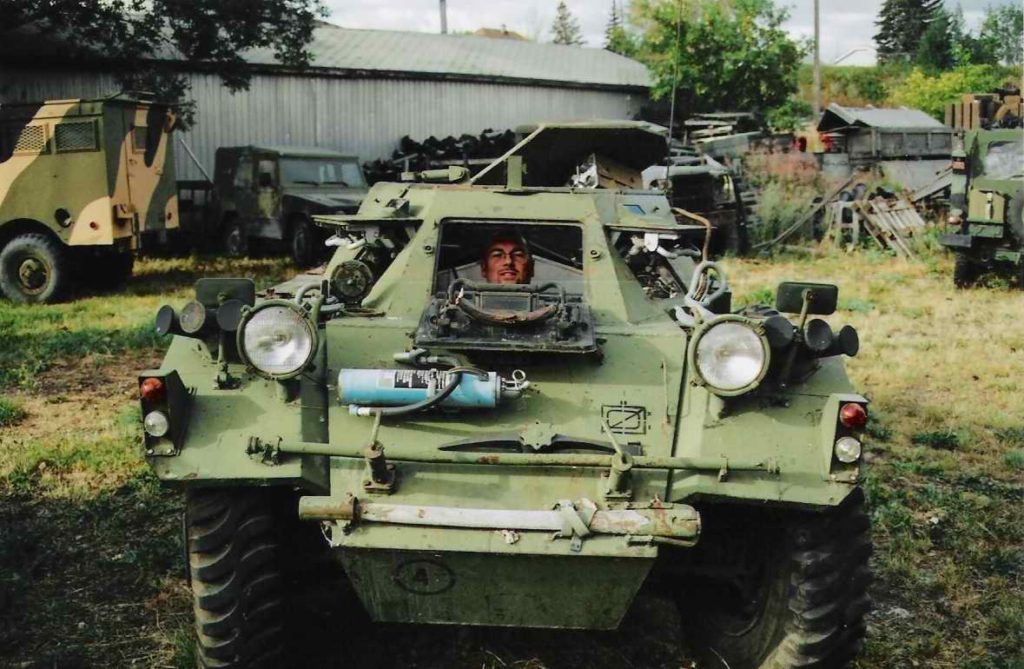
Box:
[323,0,1010,66]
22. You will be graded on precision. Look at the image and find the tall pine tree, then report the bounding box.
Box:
[551,1,585,46]
[604,1,636,56]
[874,0,943,63]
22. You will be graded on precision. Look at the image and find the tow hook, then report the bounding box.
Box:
[363,441,396,494]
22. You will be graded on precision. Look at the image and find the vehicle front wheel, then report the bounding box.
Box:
[953,252,975,288]
[185,488,287,669]
[675,490,872,669]
[0,233,68,303]
[288,217,316,267]
[223,220,248,258]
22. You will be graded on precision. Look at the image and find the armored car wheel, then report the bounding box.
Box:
[0,232,68,303]
[676,489,872,669]
[185,488,287,669]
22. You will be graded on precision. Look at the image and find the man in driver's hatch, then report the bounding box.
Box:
[481,235,534,284]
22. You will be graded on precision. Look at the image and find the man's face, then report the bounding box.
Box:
[482,239,531,284]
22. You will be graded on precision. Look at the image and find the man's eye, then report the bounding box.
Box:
[511,251,526,260]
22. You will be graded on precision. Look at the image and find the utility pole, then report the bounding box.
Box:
[440,0,448,34]
[813,0,821,120]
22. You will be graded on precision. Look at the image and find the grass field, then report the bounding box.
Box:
[0,248,1021,669]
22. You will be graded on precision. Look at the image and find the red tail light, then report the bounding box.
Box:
[839,403,867,430]
[140,377,165,402]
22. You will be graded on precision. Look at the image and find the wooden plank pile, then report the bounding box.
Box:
[821,195,929,257]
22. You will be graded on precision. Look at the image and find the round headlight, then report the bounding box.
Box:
[143,410,170,437]
[693,318,769,395]
[238,302,317,379]
[834,436,862,463]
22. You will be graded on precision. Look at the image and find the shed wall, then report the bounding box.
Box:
[1,69,645,181]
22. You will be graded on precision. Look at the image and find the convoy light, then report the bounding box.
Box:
[834,436,862,464]
[691,317,770,396]
[179,300,208,335]
[140,377,165,402]
[237,301,317,379]
[839,403,868,429]
[143,410,170,438]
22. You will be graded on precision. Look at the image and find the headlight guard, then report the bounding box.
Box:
[688,315,770,396]
[236,300,318,380]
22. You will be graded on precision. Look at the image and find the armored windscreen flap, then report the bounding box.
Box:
[775,282,838,315]
[194,278,256,308]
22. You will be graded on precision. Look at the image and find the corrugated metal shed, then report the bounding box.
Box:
[818,104,946,131]
[239,24,650,90]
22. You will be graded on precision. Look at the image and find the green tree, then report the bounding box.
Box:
[890,65,1007,119]
[604,1,637,56]
[976,4,1024,66]
[915,7,954,71]
[2,0,327,126]
[633,0,806,119]
[551,1,585,46]
[874,0,943,63]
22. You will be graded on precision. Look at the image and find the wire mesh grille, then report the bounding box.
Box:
[55,121,98,152]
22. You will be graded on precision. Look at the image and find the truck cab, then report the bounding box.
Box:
[213,145,367,266]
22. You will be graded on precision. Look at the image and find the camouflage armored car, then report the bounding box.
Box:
[0,95,179,302]
[141,122,871,669]
[212,145,367,267]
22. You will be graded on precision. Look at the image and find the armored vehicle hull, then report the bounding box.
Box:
[142,123,870,669]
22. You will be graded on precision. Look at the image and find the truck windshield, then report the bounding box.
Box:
[980,138,1024,179]
[281,158,365,187]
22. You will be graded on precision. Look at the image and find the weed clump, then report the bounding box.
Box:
[911,430,961,450]
[0,396,25,427]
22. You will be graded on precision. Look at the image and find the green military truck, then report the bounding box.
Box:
[141,122,870,669]
[939,91,1024,287]
[0,95,179,302]
[211,145,367,267]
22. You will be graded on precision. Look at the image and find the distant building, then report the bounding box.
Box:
[0,23,650,181]
[817,103,954,189]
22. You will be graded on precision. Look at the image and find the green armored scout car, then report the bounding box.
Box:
[0,95,179,302]
[212,145,367,267]
[141,122,871,669]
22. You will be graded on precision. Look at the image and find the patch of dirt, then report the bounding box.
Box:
[6,350,162,444]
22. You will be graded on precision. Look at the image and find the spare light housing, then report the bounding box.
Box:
[689,315,771,397]
[237,301,318,380]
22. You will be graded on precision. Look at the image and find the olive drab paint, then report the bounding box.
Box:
[0,96,179,250]
[143,122,872,666]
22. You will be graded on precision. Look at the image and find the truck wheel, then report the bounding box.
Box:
[0,233,67,304]
[223,221,248,258]
[676,490,872,669]
[185,488,287,669]
[953,253,976,288]
[288,218,316,267]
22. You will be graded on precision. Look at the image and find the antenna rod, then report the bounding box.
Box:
[666,0,683,164]
[813,0,821,119]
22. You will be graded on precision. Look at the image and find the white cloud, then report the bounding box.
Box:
[324,0,1015,66]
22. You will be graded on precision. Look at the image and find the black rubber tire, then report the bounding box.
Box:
[288,217,316,268]
[953,252,976,289]
[185,488,287,669]
[223,220,248,259]
[0,232,68,304]
[677,489,872,669]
